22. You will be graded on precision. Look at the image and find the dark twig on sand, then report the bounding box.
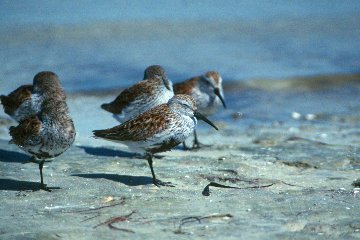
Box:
[93,211,135,233]
[174,213,233,234]
[279,180,305,187]
[202,181,275,196]
[63,199,126,214]
[81,212,101,222]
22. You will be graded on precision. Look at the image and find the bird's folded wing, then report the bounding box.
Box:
[94,104,170,142]
[9,115,42,146]
[0,85,32,115]
[101,80,153,114]
[173,76,199,94]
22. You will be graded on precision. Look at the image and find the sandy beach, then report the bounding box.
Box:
[1,1,360,238]
[0,75,359,239]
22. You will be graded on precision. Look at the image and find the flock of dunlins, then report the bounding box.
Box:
[1,66,225,191]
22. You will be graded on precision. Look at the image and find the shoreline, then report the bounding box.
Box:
[66,73,360,97]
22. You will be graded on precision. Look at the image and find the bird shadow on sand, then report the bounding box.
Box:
[0,178,60,191]
[78,146,165,159]
[72,173,153,186]
[0,149,30,163]
[78,146,137,158]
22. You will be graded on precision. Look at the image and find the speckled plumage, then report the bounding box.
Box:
[174,71,226,116]
[173,71,226,148]
[94,94,218,187]
[7,71,76,191]
[101,65,174,122]
[0,84,41,122]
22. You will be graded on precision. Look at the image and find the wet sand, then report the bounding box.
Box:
[0,75,359,239]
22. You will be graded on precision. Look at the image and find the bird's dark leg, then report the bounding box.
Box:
[192,130,210,149]
[38,160,51,192]
[146,154,175,187]
[182,141,191,150]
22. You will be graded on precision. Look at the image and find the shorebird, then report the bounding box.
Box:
[173,71,226,148]
[7,71,76,191]
[93,94,218,187]
[101,65,174,122]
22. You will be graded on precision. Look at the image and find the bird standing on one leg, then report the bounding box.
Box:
[3,71,76,191]
[101,65,174,122]
[173,71,226,149]
[93,94,218,187]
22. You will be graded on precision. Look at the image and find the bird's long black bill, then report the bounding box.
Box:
[163,77,172,91]
[194,111,218,130]
[214,88,226,109]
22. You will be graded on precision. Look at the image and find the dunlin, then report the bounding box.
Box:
[93,94,218,187]
[173,71,226,148]
[101,65,174,122]
[8,71,76,191]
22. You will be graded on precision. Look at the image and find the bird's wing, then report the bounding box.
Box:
[101,79,155,114]
[0,85,33,116]
[9,115,42,146]
[173,76,199,95]
[94,104,170,142]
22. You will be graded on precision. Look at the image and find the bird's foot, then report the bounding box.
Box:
[153,179,175,187]
[182,142,192,150]
[192,141,211,149]
[40,183,52,192]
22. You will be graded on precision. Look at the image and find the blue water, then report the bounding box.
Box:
[224,85,360,125]
[2,1,360,25]
[0,1,359,93]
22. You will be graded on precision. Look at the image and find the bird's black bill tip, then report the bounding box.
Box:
[214,88,227,109]
[92,130,102,138]
[194,111,219,130]
[163,77,172,91]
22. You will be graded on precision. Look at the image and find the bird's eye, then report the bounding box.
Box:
[181,103,190,108]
